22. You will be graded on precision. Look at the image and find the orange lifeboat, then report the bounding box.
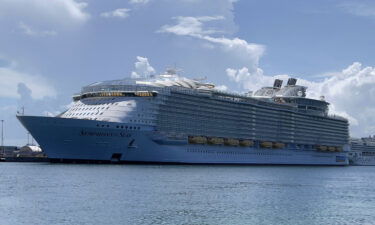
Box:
[328,146,336,152]
[207,137,224,145]
[224,138,239,146]
[239,140,254,147]
[260,141,273,148]
[188,136,207,144]
[272,142,285,149]
[317,145,328,151]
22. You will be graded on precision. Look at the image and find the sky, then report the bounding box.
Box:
[1,0,375,145]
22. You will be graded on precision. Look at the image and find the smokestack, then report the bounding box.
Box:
[287,78,297,86]
[273,79,283,88]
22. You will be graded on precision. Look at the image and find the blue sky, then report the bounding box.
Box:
[1,0,375,145]
[235,0,375,75]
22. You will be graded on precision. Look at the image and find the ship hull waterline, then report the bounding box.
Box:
[17,116,349,166]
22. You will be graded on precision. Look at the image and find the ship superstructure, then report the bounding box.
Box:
[17,70,350,165]
[349,137,375,165]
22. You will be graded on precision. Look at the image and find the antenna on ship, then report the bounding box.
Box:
[193,76,207,81]
[166,68,177,75]
[164,64,183,76]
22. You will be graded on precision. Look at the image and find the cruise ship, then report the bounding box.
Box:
[349,137,375,166]
[17,69,350,165]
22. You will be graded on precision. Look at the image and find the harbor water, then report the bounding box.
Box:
[0,163,374,225]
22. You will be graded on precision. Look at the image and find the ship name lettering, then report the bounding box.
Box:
[80,130,130,138]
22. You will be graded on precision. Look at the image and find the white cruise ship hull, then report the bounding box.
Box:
[17,116,349,165]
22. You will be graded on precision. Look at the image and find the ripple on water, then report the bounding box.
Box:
[0,163,374,225]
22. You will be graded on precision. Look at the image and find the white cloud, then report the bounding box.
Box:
[131,56,156,78]
[159,16,265,72]
[226,62,375,137]
[0,64,56,100]
[0,0,89,26]
[18,22,57,37]
[226,67,288,91]
[100,8,131,19]
[215,85,228,91]
[129,0,150,5]
[339,2,375,17]
[159,16,225,36]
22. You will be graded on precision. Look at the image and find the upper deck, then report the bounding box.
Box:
[71,73,346,121]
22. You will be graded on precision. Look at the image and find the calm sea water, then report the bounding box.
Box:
[0,163,374,225]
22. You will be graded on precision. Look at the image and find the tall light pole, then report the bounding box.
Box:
[1,120,4,156]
